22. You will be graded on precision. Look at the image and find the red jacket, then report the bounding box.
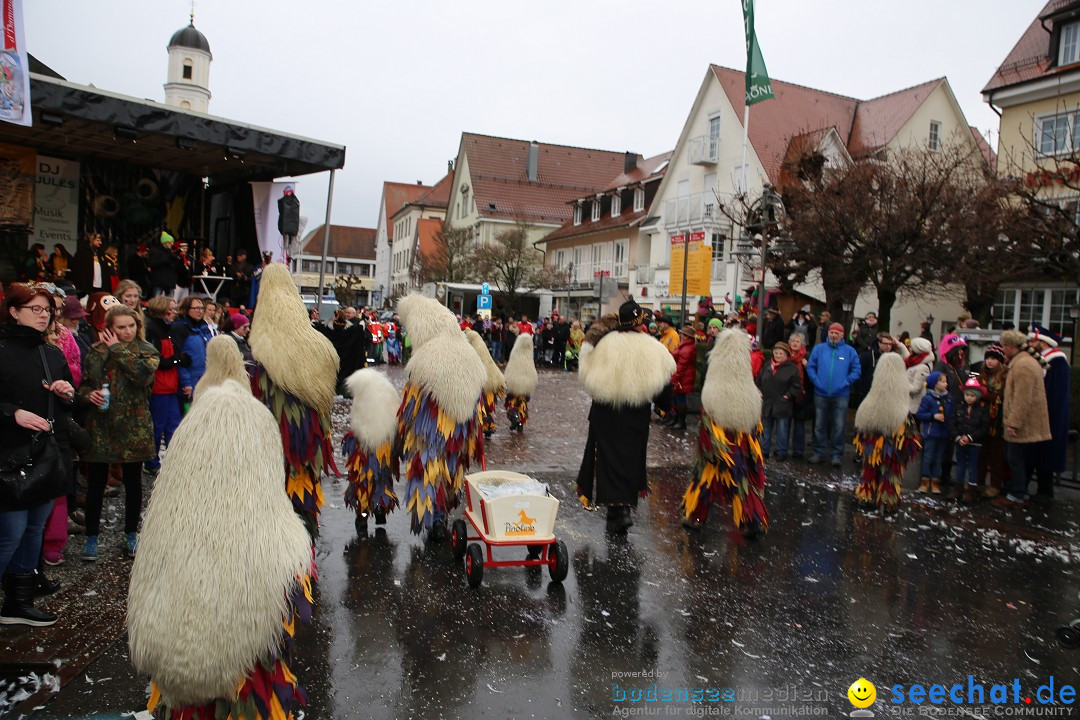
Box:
[671,335,697,393]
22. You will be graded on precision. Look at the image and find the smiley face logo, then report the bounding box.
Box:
[848,678,876,709]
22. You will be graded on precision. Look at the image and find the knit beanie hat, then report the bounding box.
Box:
[708,317,724,333]
[229,313,249,330]
[828,322,845,334]
[925,371,943,389]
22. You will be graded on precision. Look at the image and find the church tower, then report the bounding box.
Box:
[164,13,212,113]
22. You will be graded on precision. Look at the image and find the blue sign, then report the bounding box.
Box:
[477,294,492,310]
[481,282,490,295]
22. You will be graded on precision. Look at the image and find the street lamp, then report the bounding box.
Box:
[842,300,854,338]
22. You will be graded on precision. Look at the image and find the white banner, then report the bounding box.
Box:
[31,155,79,253]
[0,0,30,127]
[250,180,297,264]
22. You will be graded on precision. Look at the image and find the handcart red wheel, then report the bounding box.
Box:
[451,519,468,563]
[548,540,568,582]
[465,544,484,588]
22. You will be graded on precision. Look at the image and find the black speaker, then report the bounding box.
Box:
[277,193,300,237]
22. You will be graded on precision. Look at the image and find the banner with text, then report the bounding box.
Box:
[0,0,30,127]
[31,155,80,253]
[250,180,298,263]
[0,140,33,226]
[669,231,711,296]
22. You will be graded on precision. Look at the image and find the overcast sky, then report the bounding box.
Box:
[28,0,1041,231]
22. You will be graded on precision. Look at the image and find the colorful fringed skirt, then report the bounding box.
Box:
[397,381,482,534]
[853,417,921,510]
[252,367,338,537]
[505,394,529,429]
[480,388,502,435]
[341,432,398,516]
[147,574,314,719]
[681,415,768,532]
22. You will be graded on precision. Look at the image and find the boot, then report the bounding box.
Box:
[35,560,60,597]
[660,413,677,427]
[930,478,942,495]
[374,507,387,526]
[0,573,58,627]
[917,477,930,493]
[672,413,687,430]
[605,506,629,535]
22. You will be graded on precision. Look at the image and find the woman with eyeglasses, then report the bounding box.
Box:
[0,284,76,627]
[144,296,184,475]
[174,295,213,410]
[78,305,159,561]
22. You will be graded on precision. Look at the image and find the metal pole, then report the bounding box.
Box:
[758,230,767,342]
[316,169,336,319]
[679,229,689,326]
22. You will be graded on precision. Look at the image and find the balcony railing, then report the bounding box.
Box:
[687,135,718,166]
[664,193,725,230]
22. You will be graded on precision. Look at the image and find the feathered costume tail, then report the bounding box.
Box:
[504,394,529,428]
[394,294,486,535]
[853,416,921,510]
[480,389,503,434]
[681,415,769,531]
[340,368,401,516]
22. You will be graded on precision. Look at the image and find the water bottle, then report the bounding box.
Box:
[99,383,111,412]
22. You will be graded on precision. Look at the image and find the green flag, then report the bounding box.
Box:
[741,0,775,106]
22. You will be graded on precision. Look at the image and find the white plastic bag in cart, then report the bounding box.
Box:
[473,474,549,499]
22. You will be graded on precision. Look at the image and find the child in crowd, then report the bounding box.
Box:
[950,377,989,503]
[916,371,953,495]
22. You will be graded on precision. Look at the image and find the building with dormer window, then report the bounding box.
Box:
[984,0,1080,338]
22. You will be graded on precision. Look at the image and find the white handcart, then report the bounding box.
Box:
[451,470,569,588]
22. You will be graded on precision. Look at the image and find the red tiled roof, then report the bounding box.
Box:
[414,171,453,208]
[543,152,672,243]
[970,126,997,169]
[604,151,673,191]
[983,0,1077,94]
[302,224,377,259]
[847,78,943,155]
[416,218,442,258]
[382,182,430,240]
[461,133,632,224]
[712,66,946,183]
[712,65,858,183]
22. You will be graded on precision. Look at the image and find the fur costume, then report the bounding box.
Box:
[576,315,675,507]
[504,332,538,430]
[853,353,920,511]
[193,335,249,401]
[86,292,120,337]
[681,329,769,532]
[465,328,505,437]
[341,369,400,518]
[396,294,485,534]
[249,263,340,536]
[127,380,313,718]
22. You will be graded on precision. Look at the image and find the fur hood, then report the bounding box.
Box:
[465,329,505,393]
[127,380,312,707]
[345,369,400,450]
[193,335,249,402]
[406,332,485,423]
[504,332,538,397]
[249,263,338,416]
[397,293,459,351]
[579,329,674,408]
[855,353,910,434]
[700,329,761,431]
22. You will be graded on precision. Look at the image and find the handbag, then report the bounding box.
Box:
[0,346,69,510]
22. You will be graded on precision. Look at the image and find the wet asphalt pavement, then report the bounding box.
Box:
[11,365,1080,719]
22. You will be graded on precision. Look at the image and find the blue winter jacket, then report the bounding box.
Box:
[806,339,861,398]
[177,319,212,391]
[915,390,954,439]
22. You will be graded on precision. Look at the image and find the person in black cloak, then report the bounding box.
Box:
[576,298,675,534]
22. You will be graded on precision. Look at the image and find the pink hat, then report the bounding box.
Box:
[962,377,985,397]
[938,333,968,359]
[229,312,249,329]
[828,322,845,334]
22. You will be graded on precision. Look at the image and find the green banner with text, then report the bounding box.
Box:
[741,0,775,106]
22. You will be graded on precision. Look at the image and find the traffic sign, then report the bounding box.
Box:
[477,294,492,310]
[481,282,490,295]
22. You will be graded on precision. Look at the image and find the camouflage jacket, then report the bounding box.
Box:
[79,339,160,463]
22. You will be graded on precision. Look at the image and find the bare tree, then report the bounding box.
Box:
[417,224,476,284]
[777,144,988,329]
[332,273,366,307]
[473,221,549,314]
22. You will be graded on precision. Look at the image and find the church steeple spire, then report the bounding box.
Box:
[165,12,212,113]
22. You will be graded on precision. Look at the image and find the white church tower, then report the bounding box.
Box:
[164,13,211,113]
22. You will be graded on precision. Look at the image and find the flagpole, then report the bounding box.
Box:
[734,103,750,311]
